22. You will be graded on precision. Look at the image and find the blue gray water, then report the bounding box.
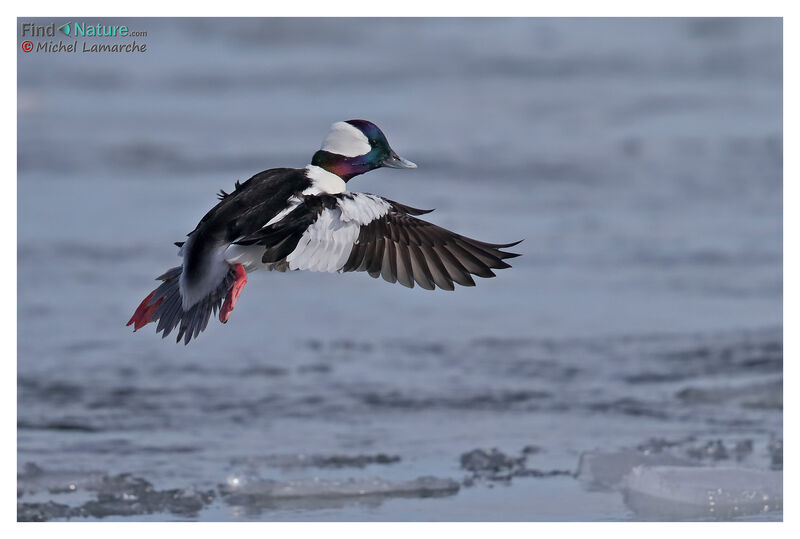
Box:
[17,18,782,521]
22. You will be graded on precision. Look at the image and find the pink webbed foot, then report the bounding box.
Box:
[220,264,247,323]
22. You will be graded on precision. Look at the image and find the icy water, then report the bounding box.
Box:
[17,18,782,521]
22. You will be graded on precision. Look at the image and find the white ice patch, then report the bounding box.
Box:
[320,121,371,157]
[303,165,346,196]
[622,465,782,520]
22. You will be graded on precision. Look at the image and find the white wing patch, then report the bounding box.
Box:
[286,194,392,273]
[337,193,392,225]
[320,121,371,157]
[286,209,360,273]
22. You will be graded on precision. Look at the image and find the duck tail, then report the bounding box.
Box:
[127,264,244,345]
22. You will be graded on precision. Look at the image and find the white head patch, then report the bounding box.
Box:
[320,121,371,157]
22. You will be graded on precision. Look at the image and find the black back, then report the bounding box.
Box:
[183,167,310,284]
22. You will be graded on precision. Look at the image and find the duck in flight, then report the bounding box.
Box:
[127,120,521,344]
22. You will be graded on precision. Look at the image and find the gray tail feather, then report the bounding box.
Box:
[148,265,237,345]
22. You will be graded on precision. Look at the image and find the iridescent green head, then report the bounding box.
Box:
[311,119,417,181]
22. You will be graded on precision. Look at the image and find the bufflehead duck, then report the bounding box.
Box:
[128,120,521,344]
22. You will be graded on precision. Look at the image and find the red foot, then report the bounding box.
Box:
[220,264,247,324]
[127,290,164,331]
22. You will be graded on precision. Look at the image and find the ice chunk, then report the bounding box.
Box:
[622,466,782,520]
[577,450,695,489]
[221,475,459,501]
[17,467,216,521]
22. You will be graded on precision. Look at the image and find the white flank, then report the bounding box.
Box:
[303,165,347,195]
[224,243,268,271]
[320,121,371,157]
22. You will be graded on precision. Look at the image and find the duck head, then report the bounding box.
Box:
[311,119,417,181]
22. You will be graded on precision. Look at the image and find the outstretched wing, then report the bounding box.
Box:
[232,192,521,290]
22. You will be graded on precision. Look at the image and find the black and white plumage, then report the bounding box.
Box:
[128,120,521,344]
[230,192,519,289]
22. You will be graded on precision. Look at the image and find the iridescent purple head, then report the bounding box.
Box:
[311,119,417,181]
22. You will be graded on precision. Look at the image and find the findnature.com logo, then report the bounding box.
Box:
[56,22,147,38]
[20,21,148,53]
